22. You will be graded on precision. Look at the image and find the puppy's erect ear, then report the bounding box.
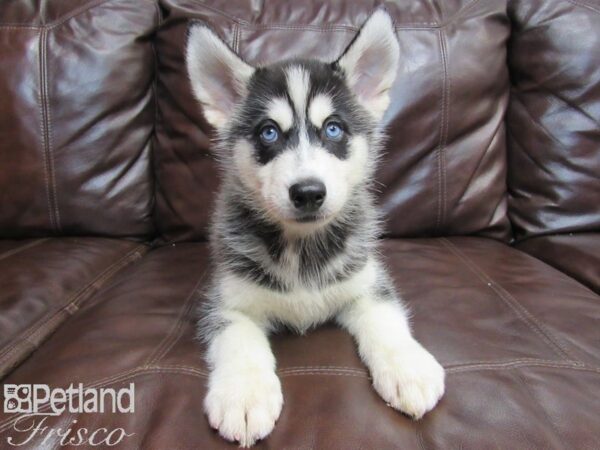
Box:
[336,10,399,120]
[186,24,255,129]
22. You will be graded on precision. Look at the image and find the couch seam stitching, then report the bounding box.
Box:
[148,0,162,227]
[416,427,429,450]
[150,290,198,364]
[434,31,442,230]
[43,27,61,231]
[70,244,147,308]
[440,238,579,363]
[434,29,449,232]
[0,239,50,262]
[0,367,210,431]
[278,368,367,375]
[183,0,487,29]
[278,365,366,371]
[0,244,146,362]
[145,363,208,375]
[143,272,207,368]
[239,24,439,31]
[0,0,487,30]
[0,25,41,30]
[447,358,558,368]
[564,0,600,15]
[514,371,568,448]
[440,29,450,231]
[0,368,145,431]
[232,22,240,53]
[274,358,595,372]
[2,361,599,432]
[0,312,70,378]
[37,27,55,232]
[0,244,145,364]
[0,0,156,30]
[280,371,368,378]
[446,361,600,374]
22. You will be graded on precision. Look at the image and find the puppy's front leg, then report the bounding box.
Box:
[204,310,283,447]
[337,289,445,419]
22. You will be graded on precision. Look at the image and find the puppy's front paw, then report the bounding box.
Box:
[371,341,445,420]
[205,369,283,447]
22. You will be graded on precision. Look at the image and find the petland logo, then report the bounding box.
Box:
[3,383,135,447]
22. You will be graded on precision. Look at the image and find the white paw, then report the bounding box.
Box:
[204,369,283,447]
[370,341,445,420]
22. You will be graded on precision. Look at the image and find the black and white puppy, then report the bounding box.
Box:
[186,10,444,447]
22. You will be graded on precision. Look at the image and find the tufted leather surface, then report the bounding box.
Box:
[153,0,511,242]
[1,239,599,448]
[0,238,147,378]
[516,233,600,294]
[0,0,157,238]
[507,0,600,241]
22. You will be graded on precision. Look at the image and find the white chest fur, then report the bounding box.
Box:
[219,257,378,332]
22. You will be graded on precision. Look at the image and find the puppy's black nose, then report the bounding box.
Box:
[289,179,326,213]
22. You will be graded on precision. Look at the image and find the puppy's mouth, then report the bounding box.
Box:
[285,211,337,229]
[294,214,323,223]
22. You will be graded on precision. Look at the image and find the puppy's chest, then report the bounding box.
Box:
[236,257,377,331]
[258,288,346,332]
[267,240,356,289]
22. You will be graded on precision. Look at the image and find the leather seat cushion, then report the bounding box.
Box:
[0,238,598,448]
[0,238,147,378]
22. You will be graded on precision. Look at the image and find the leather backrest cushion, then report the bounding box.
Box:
[0,0,158,238]
[154,0,512,242]
[507,0,600,241]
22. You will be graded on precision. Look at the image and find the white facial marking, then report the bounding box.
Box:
[346,135,370,185]
[285,66,310,120]
[267,97,294,131]
[308,94,334,128]
[233,139,261,191]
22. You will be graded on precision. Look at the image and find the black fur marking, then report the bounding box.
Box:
[373,271,397,301]
[217,199,289,292]
[216,184,374,293]
[230,253,288,292]
[306,60,373,161]
[226,59,374,164]
[307,119,349,160]
[374,282,395,300]
[297,218,349,280]
[295,197,368,286]
[228,64,291,165]
[196,285,230,344]
[235,204,286,262]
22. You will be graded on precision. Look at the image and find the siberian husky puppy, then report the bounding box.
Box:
[186,10,444,447]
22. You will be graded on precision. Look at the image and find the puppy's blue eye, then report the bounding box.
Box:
[324,121,343,140]
[259,125,279,144]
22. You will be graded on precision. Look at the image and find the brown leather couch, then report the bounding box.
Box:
[1,0,599,448]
